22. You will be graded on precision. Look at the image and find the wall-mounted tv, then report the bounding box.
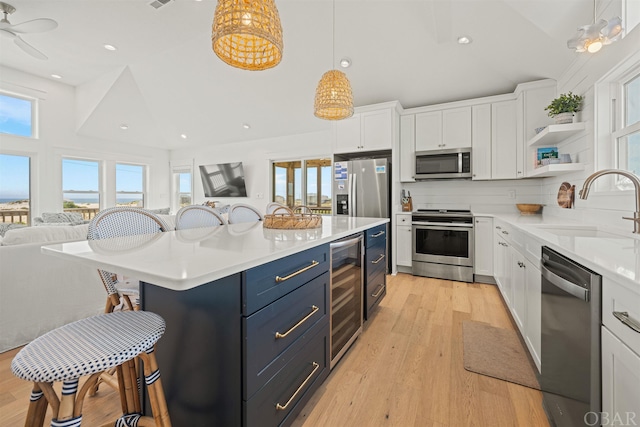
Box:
[199,162,248,197]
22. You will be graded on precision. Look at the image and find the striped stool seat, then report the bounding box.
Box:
[12,311,171,427]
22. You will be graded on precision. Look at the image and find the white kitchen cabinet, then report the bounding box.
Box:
[601,327,640,425]
[415,106,471,151]
[471,104,492,180]
[510,248,526,331]
[396,214,412,267]
[524,257,541,371]
[491,100,519,179]
[494,227,510,303]
[334,109,393,153]
[399,115,416,182]
[473,216,493,276]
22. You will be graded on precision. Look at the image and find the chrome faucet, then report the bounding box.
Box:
[579,169,640,234]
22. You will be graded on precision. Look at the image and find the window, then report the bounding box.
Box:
[116,163,145,207]
[0,153,30,224]
[0,93,35,138]
[62,158,100,211]
[272,158,332,214]
[171,166,192,210]
[614,71,640,189]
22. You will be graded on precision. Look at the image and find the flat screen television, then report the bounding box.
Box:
[199,162,248,197]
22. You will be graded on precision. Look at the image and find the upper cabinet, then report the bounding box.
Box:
[415,106,471,151]
[471,104,492,180]
[334,108,394,153]
[492,100,519,180]
[399,115,416,182]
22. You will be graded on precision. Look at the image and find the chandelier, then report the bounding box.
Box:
[567,0,623,53]
[211,0,283,71]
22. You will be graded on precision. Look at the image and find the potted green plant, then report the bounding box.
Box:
[545,92,584,124]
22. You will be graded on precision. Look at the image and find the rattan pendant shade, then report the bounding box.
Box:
[314,70,354,120]
[211,0,283,71]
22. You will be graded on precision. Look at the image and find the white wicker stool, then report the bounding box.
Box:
[11,311,171,427]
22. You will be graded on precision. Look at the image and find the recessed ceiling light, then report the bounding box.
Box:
[457,36,472,44]
[104,44,117,51]
[180,134,187,139]
[51,74,62,79]
[120,124,129,130]
[339,58,351,68]
[242,123,251,129]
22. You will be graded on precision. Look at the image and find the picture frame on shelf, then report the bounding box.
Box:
[536,147,558,167]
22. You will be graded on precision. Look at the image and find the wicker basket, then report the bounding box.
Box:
[263,206,323,229]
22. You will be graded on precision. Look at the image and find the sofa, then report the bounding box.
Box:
[0,213,177,352]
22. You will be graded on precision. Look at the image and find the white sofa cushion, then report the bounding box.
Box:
[2,224,90,246]
[42,212,85,224]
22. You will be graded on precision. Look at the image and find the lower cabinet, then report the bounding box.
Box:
[364,225,387,319]
[474,216,493,277]
[601,327,640,424]
[396,224,412,267]
[524,257,541,371]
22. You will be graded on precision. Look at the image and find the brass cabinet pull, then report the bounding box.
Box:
[613,311,640,333]
[371,254,385,264]
[275,305,319,339]
[371,284,385,298]
[275,260,319,283]
[275,362,320,411]
[372,231,385,238]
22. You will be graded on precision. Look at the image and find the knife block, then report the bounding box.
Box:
[401,197,413,212]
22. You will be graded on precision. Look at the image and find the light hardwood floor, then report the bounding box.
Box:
[0,274,549,426]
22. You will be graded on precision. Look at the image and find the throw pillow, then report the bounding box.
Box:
[0,223,26,237]
[42,212,85,224]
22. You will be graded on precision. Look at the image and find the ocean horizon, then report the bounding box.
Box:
[0,197,142,204]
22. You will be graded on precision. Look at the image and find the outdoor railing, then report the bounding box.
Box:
[0,208,100,225]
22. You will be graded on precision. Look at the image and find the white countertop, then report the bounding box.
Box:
[473,211,640,292]
[41,216,388,291]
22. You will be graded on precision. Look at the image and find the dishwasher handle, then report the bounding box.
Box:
[541,260,590,301]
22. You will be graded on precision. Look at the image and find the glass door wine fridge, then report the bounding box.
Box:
[330,233,364,368]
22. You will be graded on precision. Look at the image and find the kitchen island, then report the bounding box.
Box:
[42,216,389,427]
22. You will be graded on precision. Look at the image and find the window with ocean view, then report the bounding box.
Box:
[0,93,35,138]
[116,163,145,207]
[62,158,100,211]
[0,153,30,224]
[272,158,332,214]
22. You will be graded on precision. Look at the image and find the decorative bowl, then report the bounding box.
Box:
[535,126,547,134]
[516,204,543,215]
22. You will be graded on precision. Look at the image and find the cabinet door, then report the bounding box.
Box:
[494,232,508,296]
[602,327,640,425]
[415,111,442,151]
[473,216,493,275]
[491,100,518,180]
[335,114,362,153]
[396,224,412,267]
[400,115,416,182]
[442,106,472,149]
[524,258,541,372]
[510,248,525,331]
[472,104,492,180]
[362,109,392,151]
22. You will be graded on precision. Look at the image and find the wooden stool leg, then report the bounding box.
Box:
[139,347,171,427]
[24,383,48,427]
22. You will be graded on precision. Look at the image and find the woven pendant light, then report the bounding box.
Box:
[211,0,283,71]
[314,70,354,120]
[313,0,353,120]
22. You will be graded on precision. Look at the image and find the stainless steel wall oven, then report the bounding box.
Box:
[411,210,474,282]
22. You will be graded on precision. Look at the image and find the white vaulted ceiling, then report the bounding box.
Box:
[0,0,596,150]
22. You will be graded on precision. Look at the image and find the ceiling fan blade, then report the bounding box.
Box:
[0,27,16,39]
[9,18,57,33]
[14,35,47,60]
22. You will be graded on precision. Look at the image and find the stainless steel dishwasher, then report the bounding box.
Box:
[540,246,602,427]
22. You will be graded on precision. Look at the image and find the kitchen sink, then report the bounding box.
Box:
[531,225,625,238]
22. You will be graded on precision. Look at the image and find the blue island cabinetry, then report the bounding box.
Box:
[142,244,331,427]
[364,224,387,319]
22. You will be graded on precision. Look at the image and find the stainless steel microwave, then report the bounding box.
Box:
[415,147,472,179]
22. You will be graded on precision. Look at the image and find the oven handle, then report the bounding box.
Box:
[541,260,590,301]
[412,222,473,228]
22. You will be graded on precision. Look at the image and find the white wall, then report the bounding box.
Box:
[169,130,333,212]
[0,66,171,217]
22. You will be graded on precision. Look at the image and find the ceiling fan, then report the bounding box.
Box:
[0,2,57,60]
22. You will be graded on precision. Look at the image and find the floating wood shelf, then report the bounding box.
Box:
[527,122,586,147]
[527,163,585,178]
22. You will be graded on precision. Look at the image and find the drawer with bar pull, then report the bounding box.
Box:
[365,224,387,249]
[243,244,329,315]
[602,276,640,356]
[244,271,329,399]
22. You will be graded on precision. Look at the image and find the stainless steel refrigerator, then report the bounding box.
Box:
[333,158,390,219]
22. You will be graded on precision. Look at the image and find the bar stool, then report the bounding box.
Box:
[11,311,171,427]
[228,203,263,224]
[175,205,227,230]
